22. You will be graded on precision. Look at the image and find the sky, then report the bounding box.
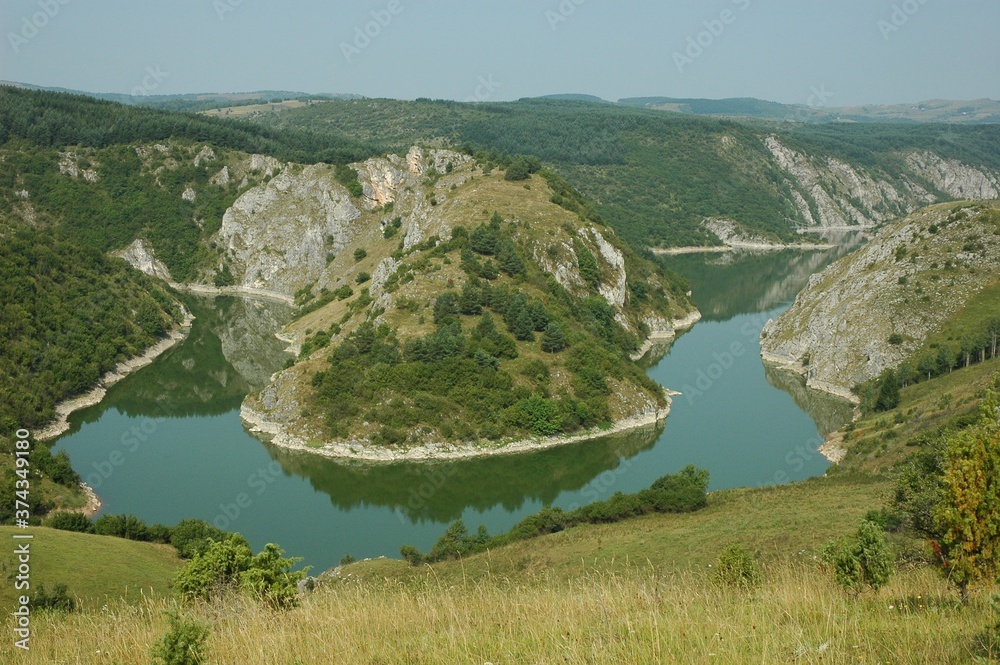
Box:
[1,0,998,106]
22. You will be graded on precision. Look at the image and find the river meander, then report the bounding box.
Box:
[54,244,859,571]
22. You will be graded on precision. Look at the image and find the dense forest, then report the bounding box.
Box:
[0,87,378,164]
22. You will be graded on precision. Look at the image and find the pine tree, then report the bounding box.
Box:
[541,321,567,353]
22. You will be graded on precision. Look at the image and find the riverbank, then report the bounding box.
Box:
[241,394,673,463]
[651,240,835,256]
[630,310,702,361]
[759,351,861,464]
[170,282,294,305]
[36,306,196,442]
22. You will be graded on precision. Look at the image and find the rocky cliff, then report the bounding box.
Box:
[763,136,998,230]
[761,201,1000,397]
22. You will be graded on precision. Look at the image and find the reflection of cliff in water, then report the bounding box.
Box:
[263,425,661,524]
[74,296,291,424]
[666,234,865,322]
[764,363,856,436]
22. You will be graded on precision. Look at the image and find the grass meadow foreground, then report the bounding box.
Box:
[8,564,996,664]
[3,474,997,664]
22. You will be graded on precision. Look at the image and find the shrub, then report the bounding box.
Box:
[355,271,371,284]
[822,520,894,594]
[45,512,93,533]
[150,611,210,665]
[93,513,151,541]
[339,554,356,566]
[353,248,367,262]
[174,536,306,609]
[170,518,229,559]
[31,583,76,613]
[713,544,762,590]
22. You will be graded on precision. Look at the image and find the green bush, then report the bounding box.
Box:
[150,611,210,665]
[31,583,76,613]
[174,536,307,609]
[170,518,229,559]
[414,467,710,563]
[713,544,763,590]
[353,248,367,262]
[822,520,894,594]
[45,512,93,533]
[93,513,151,541]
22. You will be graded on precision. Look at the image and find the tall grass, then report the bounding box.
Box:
[8,563,992,664]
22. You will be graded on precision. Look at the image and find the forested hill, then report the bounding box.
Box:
[257,98,1000,247]
[0,86,376,164]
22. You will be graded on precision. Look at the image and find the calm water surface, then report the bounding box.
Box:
[55,246,858,570]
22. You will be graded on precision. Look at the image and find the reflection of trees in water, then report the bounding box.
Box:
[262,426,661,524]
[763,363,856,436]
[73,296,292,423]
[668,236,865,322]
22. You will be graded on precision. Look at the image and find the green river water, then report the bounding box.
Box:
[54,245,858,571]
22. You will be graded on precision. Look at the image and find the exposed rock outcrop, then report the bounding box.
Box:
[216,164,362,296]
[761,201,1000,397]
[762,136,1000,231]
[115,238,172,281]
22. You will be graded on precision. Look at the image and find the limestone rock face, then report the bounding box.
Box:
[115,238,172,281]
[905,151,1000,200]
[762,136,1000,230]
[761,202,1000,397]
[216,164,362,296]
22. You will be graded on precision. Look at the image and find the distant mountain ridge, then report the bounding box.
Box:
[618,96,1000,124]
[5,81,997,123]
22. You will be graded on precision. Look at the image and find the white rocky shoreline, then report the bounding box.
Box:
[241,396,673,464]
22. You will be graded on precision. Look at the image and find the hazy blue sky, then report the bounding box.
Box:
[2,0,998,105]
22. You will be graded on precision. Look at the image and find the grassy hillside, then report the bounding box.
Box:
[0,526,180,610]
[832,358,1000,475]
